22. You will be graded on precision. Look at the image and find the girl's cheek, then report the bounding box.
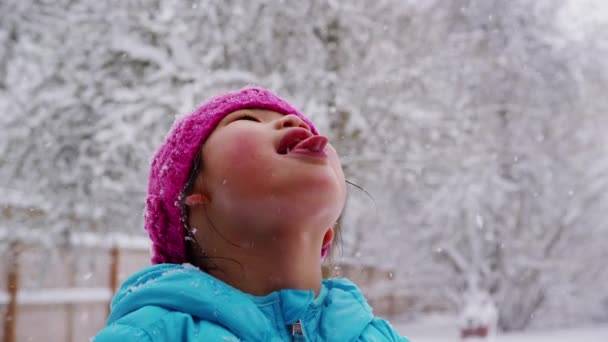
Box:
[216,131,268,181]
[223,132,261,164]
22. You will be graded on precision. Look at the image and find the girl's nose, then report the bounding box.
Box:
[275,114,311,131]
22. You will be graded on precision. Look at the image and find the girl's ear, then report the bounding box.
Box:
[185,194,210,206]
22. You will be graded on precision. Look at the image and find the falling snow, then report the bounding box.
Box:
[0,0,607,340]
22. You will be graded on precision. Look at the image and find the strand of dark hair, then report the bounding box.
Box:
[181,145,243,272]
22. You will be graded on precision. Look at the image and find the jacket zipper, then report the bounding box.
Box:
[291,319,305,341]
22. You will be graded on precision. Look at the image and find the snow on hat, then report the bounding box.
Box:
[145,86,319,264]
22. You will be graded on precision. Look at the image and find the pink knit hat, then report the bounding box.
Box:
[145,87,320,264]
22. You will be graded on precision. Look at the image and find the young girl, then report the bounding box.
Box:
[94,87,408,341]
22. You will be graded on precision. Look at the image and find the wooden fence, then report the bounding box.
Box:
[0,232,150,342]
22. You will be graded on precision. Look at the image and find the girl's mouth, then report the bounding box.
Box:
[288,136,328,158]
[277,129,329,157]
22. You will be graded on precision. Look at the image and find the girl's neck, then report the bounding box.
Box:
[203,236,324,297]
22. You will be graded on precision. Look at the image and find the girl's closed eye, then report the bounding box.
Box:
[234,114,259,122]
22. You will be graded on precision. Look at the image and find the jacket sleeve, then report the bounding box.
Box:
[94,324,152,342]
[93,307,241,342]
[360,318,410,342]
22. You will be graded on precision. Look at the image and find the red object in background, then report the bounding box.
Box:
[461,326,489,338]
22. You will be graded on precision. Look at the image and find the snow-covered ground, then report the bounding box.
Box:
[394,315,608,342]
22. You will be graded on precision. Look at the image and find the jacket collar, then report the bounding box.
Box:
[108,263,373,341]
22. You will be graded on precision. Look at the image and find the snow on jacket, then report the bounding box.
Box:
[94,263,409,341]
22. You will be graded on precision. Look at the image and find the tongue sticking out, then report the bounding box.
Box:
[289,136,328,153]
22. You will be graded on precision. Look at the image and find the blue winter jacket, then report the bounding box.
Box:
[94,263,409,341]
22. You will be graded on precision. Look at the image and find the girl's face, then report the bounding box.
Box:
[196,109,346,240]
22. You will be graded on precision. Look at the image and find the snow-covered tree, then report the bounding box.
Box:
[1,0,606,331]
